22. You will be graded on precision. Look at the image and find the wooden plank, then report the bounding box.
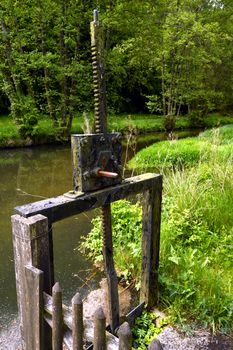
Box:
[94,308,106,350]
[14,174,162,223]
[101,204,119,333]
[125,302,145,327]
[140,176,162,307]
[72,292,83,350]
[25,266,44,350]
[11,214,52,350]
[43,292,119,350]
[118,322,132,350]
[48,220,55,287]
[52,283,63,350]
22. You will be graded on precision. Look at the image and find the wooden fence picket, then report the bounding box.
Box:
[118,322,132,350]
[52,282,63,350]
[94,307,106,350]
[72,292,83,350]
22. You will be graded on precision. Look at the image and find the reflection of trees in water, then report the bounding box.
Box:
[0,146,81,330]
[15,146,72,198]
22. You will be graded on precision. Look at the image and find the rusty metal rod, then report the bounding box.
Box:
[98,170,118,178]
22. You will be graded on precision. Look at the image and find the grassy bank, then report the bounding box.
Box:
[0,112,232,148]
[80,125,233,333]
[128,125,233,170]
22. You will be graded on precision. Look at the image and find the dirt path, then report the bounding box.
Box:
[158,327,233,350]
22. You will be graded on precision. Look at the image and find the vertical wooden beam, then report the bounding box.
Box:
[118,322,132,350]
[48,220,55,287]
[11,214,53,350]
[140,175,162,307]
[25,265,44,350]
[52,282,63,350]
[93,307,106,350]
[102,204,120,333]
[72,292,83,350]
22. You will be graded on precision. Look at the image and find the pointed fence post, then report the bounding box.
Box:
[11,214,52,350]
[72,292,83,350]
[94,307,106,350]
[118,322,132,350]
[52,282,63,350]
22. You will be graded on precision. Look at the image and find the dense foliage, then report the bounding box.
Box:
[0,1,233,137]
[80,125,233,333]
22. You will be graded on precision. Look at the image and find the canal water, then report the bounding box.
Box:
[0,130,200,341]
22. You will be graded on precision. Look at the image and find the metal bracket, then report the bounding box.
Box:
[71,133,122,192]
[63,190,85,199]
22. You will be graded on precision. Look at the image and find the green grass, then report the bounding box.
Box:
[128,124,233,171]
[128,138,211,170]
[80,125,233,333]
[0,113,232,147]
[199,124,233,145]
[160,150,233,330]
[0,115,20,145]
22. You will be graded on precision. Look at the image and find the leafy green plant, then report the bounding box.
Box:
[80,125,233,333]
[79,200,142,286]
[132,310,162,349]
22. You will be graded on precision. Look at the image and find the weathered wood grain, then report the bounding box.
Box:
[125,302,145,327]
[43,292,119,350]
[11,214,52,350]
[118,322,132,350]
[140,176,163,307]
[102,204,119,333]
[72,292,83,350]
[25,266,44,350]
[52,282,63,350]
[14,174,162,223]
[94,307,106,350]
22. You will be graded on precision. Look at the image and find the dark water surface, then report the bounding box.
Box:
[0,130,200,337]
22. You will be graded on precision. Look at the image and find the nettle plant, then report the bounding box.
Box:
[79,199,142,287]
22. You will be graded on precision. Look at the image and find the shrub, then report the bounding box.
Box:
[80,126,233,333]
[79,200,142,286]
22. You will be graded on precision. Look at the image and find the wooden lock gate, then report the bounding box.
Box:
[11,9,162,350]
[12,172,162,349]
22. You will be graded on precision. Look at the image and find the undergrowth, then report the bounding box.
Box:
[132,309,165,349]
[80,125,233,334]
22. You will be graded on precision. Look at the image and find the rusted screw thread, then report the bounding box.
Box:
[91,44,101,133]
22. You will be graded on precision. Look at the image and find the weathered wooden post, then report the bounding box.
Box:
[140,176,163,308]
[72,292,84,349]
[52,282,63,350]
[11,214,53,350]
[118,322,132,350]
[94,307,106,350]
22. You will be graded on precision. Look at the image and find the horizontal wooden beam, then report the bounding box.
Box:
[14,173,161,223]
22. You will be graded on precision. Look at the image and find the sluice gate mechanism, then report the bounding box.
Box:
[11,10,162,350]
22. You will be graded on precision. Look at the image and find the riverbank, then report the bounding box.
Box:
[81,125,233,335]
[0,113,232,148]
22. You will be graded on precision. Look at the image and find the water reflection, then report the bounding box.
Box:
[0,145,102,332]
[0,129,200,334]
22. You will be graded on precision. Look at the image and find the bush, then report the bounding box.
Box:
[79,200,142,286]
[80,126,233,333]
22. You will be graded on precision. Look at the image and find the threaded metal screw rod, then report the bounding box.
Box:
[90,10,120,333]
[90,10,107,134]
